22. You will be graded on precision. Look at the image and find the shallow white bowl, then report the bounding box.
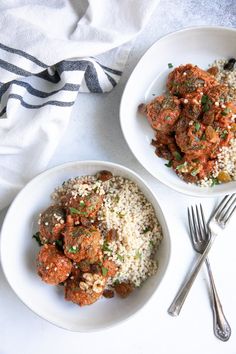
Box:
[0,160,171,332]
[120,26,236,197]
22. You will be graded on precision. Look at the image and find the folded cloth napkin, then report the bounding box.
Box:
[0,0,158,210]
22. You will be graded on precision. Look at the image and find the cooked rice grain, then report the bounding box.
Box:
[198,59,236,187]
[52,174,163,288]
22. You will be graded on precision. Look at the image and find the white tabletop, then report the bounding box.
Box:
[1,1,236,353]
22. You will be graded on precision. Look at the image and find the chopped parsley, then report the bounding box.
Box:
[101,266,108,276]
[194,121,201,132]
[102,242,112,253]
[190,168,199,177]
[143,227,151,233]
[113,279,120,286]
[176,162,187,170]
[168,63,173,68]
[165,116,171,121]
[165,160,172,168]
[201,133,206,141]
[32,232,43,246]
[220,129,228,139]
[69,207,88,216]
[117,254,124,262]
[211,177,220,187]
[201,94,211,112]
[173,151,182,161]
[68,246,78,253]
[221,107,231,116]
[79,200,85,207]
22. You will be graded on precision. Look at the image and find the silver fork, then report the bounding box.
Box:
[168,194,236,318]
[188,204,231,341]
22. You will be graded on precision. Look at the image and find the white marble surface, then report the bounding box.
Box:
[1,0,236,353]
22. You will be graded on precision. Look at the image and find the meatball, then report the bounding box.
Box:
[39,205,66,244]
[63,225,102,263]
[65,268,106,306]
[151,131,179,160]
[201,85,230,125]
[144,95,181,132]
[181,92,203,121]
[167,64,217,97]
[175,116,217,159]
[205,84,229,104]
[62,192,103,223]
[102,259,117,277]
[37,244,72,285]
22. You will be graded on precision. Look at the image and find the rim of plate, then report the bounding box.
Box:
[0,160,171,332]
[120,26,236,197]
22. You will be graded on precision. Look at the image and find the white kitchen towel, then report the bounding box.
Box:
[0,0,158,210]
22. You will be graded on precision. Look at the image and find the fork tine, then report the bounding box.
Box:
[196,205,204,240]
[213,195,230,219]
[219,194,236,225]
[215,194,235,220]
[191,206,199,242]
[200,204,210,241]
[224,204,236,225]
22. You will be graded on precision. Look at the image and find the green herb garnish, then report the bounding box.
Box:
[173,151,182,161]
[165,160,172,168]
[113,279,120,286]
[194,121,201,132]
[143,227,151,233]
[220,129,228,139]
[79,200,85,207]
[165,116,171,121]
[221,107,231,116]
[201,133,206,141]
[68,246,78,253]
[190,168,199,177]
[32,232,43,246]
[176,162,188,171]
[211,177,220,187]
[168,63,173,68]
[135,250,141,259]
[102,242,112,253]
[117,254,124,262]
[69,207,88,216]
[102,267,108,276]
[201,94,212,112]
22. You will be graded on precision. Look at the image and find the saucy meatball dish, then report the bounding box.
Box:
[138,59,236,186]
[34,171,163,306]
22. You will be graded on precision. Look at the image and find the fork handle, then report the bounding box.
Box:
[205,258,231,341]
[168,234,216,316]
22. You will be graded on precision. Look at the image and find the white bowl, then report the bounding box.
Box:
[120,26,236,197]
[0,160,171,332]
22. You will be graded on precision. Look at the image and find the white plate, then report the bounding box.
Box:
[0,160,171,332]
[120,26,236,197]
